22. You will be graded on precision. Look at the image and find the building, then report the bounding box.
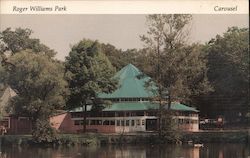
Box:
[0,87,32,134]
[51,64,199,133]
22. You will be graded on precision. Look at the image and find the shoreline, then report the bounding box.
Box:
[0,130,249,146]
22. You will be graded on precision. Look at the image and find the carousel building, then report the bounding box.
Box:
[50,64,199,133]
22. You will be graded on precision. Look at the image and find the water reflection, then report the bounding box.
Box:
[0,143,249,158]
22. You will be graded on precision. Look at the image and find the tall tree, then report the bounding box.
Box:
[0,28,63,140]
[65,39,117,132]
[201,27,249,121]
[141,14,211,104]
[0,27,58,99]
[4,50,67,142]
[141,14,211,138]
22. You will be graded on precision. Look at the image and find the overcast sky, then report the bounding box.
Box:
[0,14,248,61]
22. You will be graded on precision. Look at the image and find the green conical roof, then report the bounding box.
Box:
[98,64,157,98]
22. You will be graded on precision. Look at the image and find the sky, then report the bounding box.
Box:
[0,14,248,61]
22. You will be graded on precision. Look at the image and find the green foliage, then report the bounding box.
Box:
[182,131,248,143]
[101,43,124,70]
[6,50,67,119]
[160,111,181,143]
[0,27,66,123]
[65,39,118,109]
[101,43,140,70]
[2,49,67,143]
[0,56,7,97]
[141,14,212,103]
[32,119,58,144]
[56,134,99,146]
[140,14,212,140]
[199,27,249,119]
[0,27,56,57]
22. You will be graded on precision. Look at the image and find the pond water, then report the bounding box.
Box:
[0,143,249,158]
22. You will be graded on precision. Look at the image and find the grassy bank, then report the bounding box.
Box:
[0,134,100,146]
[181,131,249,144]
[0,130,249,146]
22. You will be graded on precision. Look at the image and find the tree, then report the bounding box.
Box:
[65,39,117,132]
[140,14,211,139]
[0,56,6,96]
[0,28,56,57]
[0,56,7,119]
[0,27,68,142]
[0,28,56,71]
[201,27,249,121]
[101,43,140,70]
[101,43,124,70]
[5,50,67,142]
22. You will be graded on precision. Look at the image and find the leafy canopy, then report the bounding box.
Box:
[0,27,56,57]
[65,39,118,109]
[6,50,67,120]
[202,27,249,117]
[141,14,212,103]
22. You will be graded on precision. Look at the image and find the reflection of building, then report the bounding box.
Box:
[51,64,199,133]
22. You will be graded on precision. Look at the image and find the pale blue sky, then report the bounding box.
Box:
[0,14,248,60]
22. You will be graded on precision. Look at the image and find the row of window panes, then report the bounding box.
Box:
[74,119,145,126]
[74,120,115,126]
[116,119,145,126]
[106,98,150,102]
[71,111,146,118]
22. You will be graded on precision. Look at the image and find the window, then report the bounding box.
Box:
[74,120,80,125]
[117,112,124,117]
[136,120,140,126]
[103,120,110,125]
[111,98,120,102]
[71,113,84,118]
[126,120,130,126]
[97,120,102,125]
[0,118,10,128]
[74,120,84,125]
[142,98,149,101]
[136,112,144,116]
[110,120,115,125]
[131,112,136,116]
[85,120,89,125]
[178,119,184,124]
[18,117,29,121]
[142,120,145,125]
[116,120,120,126]
[191,120,198,124]
[131,120,135,126]
[121,120,125,126]
[90,120,95,125]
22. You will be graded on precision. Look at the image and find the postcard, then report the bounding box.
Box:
[0,0,249,158]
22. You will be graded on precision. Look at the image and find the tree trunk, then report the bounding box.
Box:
[82,101,87,133]
[168,91,171,110]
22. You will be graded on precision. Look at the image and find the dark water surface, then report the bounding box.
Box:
[0,143,249,158]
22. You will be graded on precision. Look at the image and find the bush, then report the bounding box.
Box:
[32,119,58,144]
